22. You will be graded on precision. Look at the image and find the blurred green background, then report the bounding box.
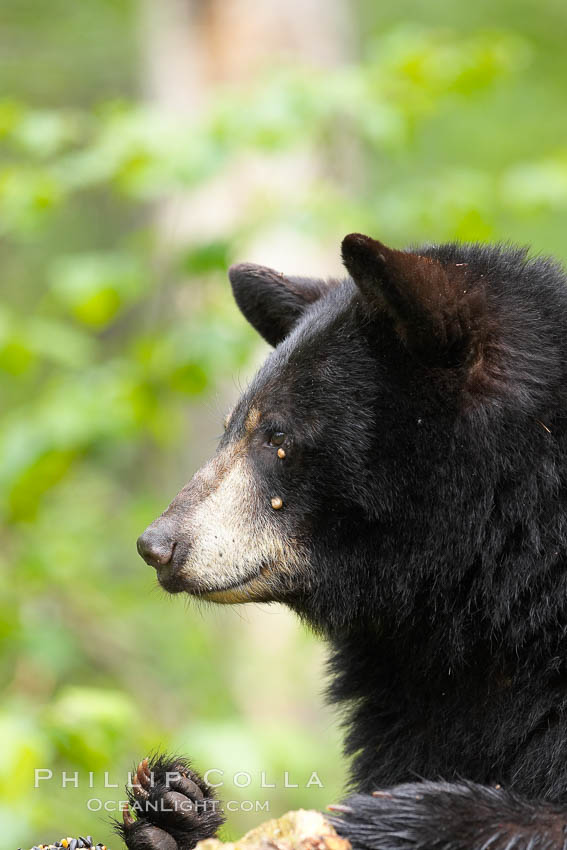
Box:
[2,0,567,847]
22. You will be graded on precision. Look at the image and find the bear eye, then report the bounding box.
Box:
[269,432,285,447]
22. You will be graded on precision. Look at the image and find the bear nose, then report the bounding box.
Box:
[137,527,175,569]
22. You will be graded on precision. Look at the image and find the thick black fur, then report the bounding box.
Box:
[330,782,567,850]
[128,235,567,850]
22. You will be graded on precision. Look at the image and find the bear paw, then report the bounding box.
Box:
[117,754,224,850]
[329,780,567,850]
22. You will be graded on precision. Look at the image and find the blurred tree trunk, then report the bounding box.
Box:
[139,0,353,269]
[141,0,352,110]
[137,0,352,728]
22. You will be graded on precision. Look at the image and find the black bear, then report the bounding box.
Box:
[123,233,567,850]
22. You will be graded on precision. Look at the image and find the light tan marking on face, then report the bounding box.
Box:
[201,574,273,604]
[244,405,261,433]
[175,451,304,602]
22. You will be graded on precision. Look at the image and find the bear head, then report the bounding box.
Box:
[137,234,567,640]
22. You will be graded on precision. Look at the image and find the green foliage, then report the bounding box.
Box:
[3,4,567,848]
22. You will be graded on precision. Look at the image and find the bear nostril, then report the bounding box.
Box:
[136,529,175,569]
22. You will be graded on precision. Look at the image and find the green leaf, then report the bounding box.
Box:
[49,252,145,327]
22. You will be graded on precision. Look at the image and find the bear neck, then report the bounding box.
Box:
[320,613,567,798]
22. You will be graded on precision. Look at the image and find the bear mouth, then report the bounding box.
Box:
[199,562,272,602]
[157,561,269,601]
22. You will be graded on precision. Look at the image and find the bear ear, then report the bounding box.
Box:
[229,262,330,347]
[341,233,485,366]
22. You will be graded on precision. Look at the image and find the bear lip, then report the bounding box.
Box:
[157,563,264,598]
[197,568,262,596]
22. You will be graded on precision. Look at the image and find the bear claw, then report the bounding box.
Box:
[131,758,152,800]
[122,804,135,829]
